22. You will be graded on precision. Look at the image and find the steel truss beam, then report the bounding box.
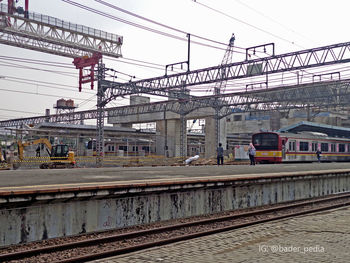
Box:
[2,79,350,128]
[101,80,197,100]
[101,41,350,106]
[0,3,122,58]
[108,79,350,118]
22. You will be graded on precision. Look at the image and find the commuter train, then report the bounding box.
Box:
[252,131,350,163]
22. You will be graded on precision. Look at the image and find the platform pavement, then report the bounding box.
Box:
[1,162,350,188]
[91,206,350,263]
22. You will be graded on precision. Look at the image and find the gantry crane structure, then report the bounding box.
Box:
[0,0,123,164]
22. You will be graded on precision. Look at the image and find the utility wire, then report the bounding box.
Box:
[234,0,314,45]
[0,87,90,101]
[0,55,147,81]
[0,55,73,67]
[0,75,82,91]
[62,0,245,53]
[0,61,76,77]
[95,0,247,52]
[193,0,305,49]
[0,108,43,115]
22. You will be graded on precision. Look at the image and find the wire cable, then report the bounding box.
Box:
[193,0,305,49]
[61,0,245,53]
[233,0,314,45]
[95,0,248,52]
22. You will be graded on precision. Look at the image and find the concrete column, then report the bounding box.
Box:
[156,119,186,157]
[156,120,166,156]
[205,117,226,158]
[270,111,281,131]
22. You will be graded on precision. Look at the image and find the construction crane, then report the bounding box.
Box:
[0,0,123,165]
[213,34,236,95]
[213,34,236,151]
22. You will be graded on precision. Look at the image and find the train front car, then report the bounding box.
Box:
[252,132,283,163]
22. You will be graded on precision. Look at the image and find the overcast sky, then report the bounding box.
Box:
[1,0,350,123]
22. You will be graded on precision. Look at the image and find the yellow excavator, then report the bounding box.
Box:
[17,138,75,169]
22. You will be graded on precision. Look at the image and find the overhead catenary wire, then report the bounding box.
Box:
[0,108,43,115]
[0,61,76,77]
[0,55,139,82]
[95,0,248,53]
[61,0,247,54]
[0,75,84,91]
[0,87,91,101]
[233,0,315,45]
[0,55,73,67]
[193,0,305,49]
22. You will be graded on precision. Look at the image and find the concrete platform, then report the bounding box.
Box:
[1,163,350,247]
[93,206,350,263]
[0,162,350,188]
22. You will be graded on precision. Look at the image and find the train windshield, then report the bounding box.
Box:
[252,133,279,150]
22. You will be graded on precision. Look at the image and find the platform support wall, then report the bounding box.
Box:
[1,172,349,246]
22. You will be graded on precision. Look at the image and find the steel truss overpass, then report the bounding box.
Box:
[99,41,350,106]
[1,78,350,127]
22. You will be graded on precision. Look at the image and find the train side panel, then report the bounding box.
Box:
[253,132,350,164]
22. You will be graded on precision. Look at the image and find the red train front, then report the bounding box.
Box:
[252,132,283,163]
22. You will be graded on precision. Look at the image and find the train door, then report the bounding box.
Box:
[288,140,296,160]
[312,142,318,161]
[281,139,286,160]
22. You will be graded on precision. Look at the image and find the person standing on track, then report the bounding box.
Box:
[217,143,224,165]
[248,143,256,165]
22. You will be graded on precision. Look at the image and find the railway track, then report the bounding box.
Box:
[1,192,350,263]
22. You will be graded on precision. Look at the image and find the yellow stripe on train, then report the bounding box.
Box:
[256,151,282,157]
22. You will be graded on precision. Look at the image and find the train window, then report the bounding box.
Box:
[132,146,139,152]
[312,142,318,152]
[339,144,345,152]
[299,141,309,151]
[87,140,96,150]
[142,146,150,152]
[108,145,115,152]
[321,143,328,152]
[252,133,279,150]
[119,145,127,151]
[289,140,296,151]
[330,144,336,152]
[348,144,350,153]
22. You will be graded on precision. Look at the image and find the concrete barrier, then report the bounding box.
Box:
[0,170,349,246]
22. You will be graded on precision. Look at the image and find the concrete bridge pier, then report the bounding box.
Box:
[156,119,187,157]
[205,117,227,158]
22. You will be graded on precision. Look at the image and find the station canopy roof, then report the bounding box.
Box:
[278,121,350,138]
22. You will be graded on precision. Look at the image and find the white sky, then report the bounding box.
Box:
[1,0,350,123]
